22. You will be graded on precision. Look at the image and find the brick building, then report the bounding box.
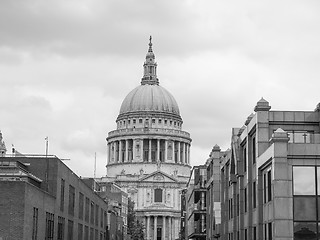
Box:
[0,155,109,240]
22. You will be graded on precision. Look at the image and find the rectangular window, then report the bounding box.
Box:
[95,204,99,226]
[154,189,163,202]
[90,201,95,224]
[164,120,167,125]
[267,170,272,202]
[45,212,54,240]
[32,207,38,240]
[293,166,315,195]
[90,227,94,240]
[236,194,239,216]
[100,209,104,228]
[244,187,247,212]
[57,217,65,240]
[253,181,256,208]
[95,229,98,240]
[68,185,75,216]
[85,197,90,222]
[268,222,272,240]
[133,119,136,124]
[244,229,247,240]
[243,147,247,172]
[230,198,233,219]
[79,192,84,219]
[78,223,83,240]
[60,179,65,212]
[68,220,73,240]
[263,168,272,203]
[84,226,89,240]
[294,197,316,221]
[253,226,256,240]
[252,136,256,164]
[139,119,142,123]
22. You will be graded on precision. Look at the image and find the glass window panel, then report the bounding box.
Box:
[317,167,320,195]
[294,197,316,221]
[294,132,311,143]
[293,167,315,195]
[294,222,317,240]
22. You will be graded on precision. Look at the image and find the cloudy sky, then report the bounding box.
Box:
[1,0,320,177]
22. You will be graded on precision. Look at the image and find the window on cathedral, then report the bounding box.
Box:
[133,119,136,124]
[154,189,163,203]
[164,120,167,125]
[159,119,162,124]
[139,119,142,124]
[152,119,155,124]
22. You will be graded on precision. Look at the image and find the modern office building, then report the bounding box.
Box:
[0,154,110,240]
[184,165,207,240]
[100,37,192,240]
[207,99,320,240]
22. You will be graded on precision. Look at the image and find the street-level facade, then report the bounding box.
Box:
[206,99,320,240]
[0,155,110,240]
[184,165,207,240]
[99,38,192,240]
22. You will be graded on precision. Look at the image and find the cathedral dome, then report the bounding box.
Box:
[117,36,181,121]
[119,84,180,116]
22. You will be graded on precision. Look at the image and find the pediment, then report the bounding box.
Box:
[127,187,138,194]
[139,170,178,183]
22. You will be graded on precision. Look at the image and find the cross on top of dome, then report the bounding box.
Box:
[141,36,159,85]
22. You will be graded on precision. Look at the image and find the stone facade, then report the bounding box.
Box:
[205,99,320,240]
[100,38,192,240]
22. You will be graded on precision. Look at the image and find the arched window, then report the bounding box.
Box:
[154,189,163,203]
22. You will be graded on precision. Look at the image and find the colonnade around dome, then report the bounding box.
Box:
[107,137,191,165]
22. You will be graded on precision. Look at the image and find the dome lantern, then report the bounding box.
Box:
[141,36,159,86]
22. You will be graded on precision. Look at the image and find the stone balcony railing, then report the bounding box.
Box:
[108,127,191,138]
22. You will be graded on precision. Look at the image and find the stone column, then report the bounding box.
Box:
[172,217,175,239]
[168,217,172,240]
[270,128,292,239]
[185,144,188,164]
[163,216,166,240]
[107,143,109,163]
[154,216,157,239]
[125,139,128,162]
[113,142,117,162]
[157,139,160,161]
[182,142,185,164]
[147,216,150,240]
[140,139,144,162]
[148,139,152,162]
[177,141,181,163]
[164,140,168,162]
[188,144,190,164]
[119,140,123,162]
[172,141,175,163]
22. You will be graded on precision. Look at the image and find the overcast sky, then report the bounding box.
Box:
[1,0,320,177]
